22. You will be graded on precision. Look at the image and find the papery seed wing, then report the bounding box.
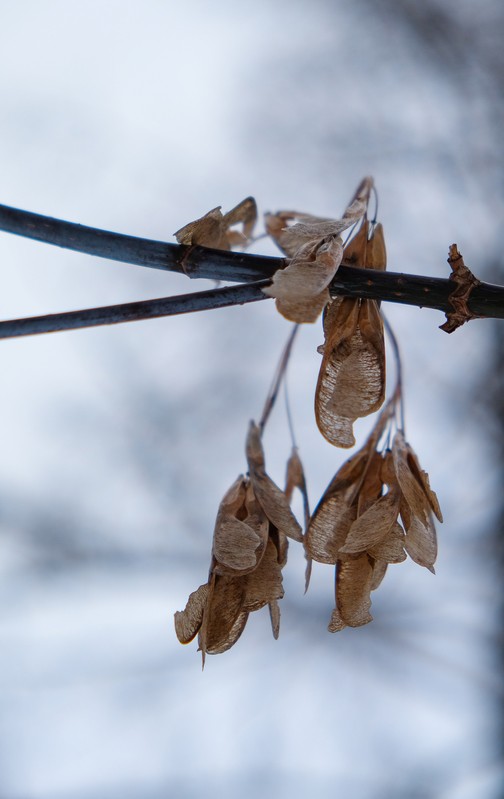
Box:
[370,558,388,590]
[273,289,331,325]
[307,494,357,564]
[366,223,387,271]
[174,207,227,248]
[343,177,374,220]
[243,538,284,612]
[212,476,268,574]
[264,211,330,257]
[263,238,343,324]
[392,431,441,523]
[269,600,281,639]
[285,446,311,588]
[333,554,374,629]
[368,522,406,564]
[222,196,257,245]
[200,575,248,656]
[400,500,437,573]
[357,451,385,516]
[316,297,385,447]
[174,583,209,644]
[306,442,376,563]
[246,422,303,542]
[175,198,257,250]
[405,447,443,522]
[328,606,346,632]
[315,297,360,447]
[339,491,401,555]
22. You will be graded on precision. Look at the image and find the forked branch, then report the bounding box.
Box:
[0,202,503,339]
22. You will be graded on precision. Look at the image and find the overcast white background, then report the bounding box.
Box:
[0,2,502,798]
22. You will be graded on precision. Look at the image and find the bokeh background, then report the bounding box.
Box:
[0,1,503,797]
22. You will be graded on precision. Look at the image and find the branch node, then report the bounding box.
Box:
[439,244,482,334]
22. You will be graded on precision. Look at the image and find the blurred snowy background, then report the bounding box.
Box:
[0,1,503,797]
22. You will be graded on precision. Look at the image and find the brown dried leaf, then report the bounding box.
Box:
[174,197,257,249]
[246,422,303,542]
[174,583,209,644]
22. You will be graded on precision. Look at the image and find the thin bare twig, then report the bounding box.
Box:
[0,202,504,339]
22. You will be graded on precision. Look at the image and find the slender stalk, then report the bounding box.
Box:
[259,325,299,433]
[0,281,270,340]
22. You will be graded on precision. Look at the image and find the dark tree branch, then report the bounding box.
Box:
[0,282,270,339]
[0,202,503,339]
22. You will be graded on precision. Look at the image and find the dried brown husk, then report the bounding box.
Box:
[392,431,440,572]
[315,221,386,448]
[174,196,257,249]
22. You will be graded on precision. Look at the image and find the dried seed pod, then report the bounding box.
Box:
[263,237,343,323]
[368,522,406,564]
[212,476,269,576]
[174,583,209,645]
[200,574,248,657]
[339,490,401,555]
[315,221,386,448]
[392,432,440,572]
[284,446,312,588]
[306,445,369,564]
[174,197,257,249]
[263,178,373,323]
[306,408,393,564]
[328,554,374,631]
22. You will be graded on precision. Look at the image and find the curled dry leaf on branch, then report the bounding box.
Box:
[306,402,442,632]
[262,177,374,323]
[174,422,305,665]
[315,218,386,449]
[174,196,257,249]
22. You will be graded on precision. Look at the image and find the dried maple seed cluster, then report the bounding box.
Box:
[306,400,442,631]
[173,178,443,661]
[174,423,305,665]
